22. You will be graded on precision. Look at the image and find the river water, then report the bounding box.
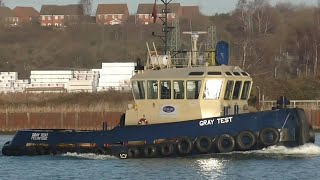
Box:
[1,134,320,180]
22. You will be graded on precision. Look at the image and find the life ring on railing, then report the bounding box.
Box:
[138,118,149,125]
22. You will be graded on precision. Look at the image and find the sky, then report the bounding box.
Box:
[3,0,318,15]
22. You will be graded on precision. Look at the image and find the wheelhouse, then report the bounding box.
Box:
[125,66,252,125]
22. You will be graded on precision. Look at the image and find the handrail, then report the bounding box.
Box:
[260,100,320,110]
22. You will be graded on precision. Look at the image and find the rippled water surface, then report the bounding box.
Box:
[1,134,320,180]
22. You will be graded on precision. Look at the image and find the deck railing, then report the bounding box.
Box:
[260,100,320,111]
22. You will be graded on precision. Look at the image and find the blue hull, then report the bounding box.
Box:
[1,108,315,158]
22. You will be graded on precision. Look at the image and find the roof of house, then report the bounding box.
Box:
[181,6,200,17]
[13,7,39,17]
[40,4,84,15]
[0,7,14,17]
[137,3,181,14]
[96,4,128,14]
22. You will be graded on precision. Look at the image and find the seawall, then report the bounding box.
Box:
[0,112,122,133]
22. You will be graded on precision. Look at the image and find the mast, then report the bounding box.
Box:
[152,0,174,55]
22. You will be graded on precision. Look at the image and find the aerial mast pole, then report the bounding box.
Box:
[152,0,174,55]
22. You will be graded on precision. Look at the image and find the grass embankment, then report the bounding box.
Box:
[0,91,133,113]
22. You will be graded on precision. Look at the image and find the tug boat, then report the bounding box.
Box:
[2,1,315,158]
[1,41,316,158]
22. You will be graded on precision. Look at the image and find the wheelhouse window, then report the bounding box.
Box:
[160,80,171,99]
[232,81,243,100]
[224,80,234,100]
[173,80,184,99]
[241,81,251,100]
[147,80,158,99]
[187,80,202,99]
[203,80,223,100]
[132,81,145,100]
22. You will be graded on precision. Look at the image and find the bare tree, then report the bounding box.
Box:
[79,0,92,16]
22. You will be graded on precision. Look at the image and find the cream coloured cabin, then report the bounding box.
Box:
[124,65,252,125]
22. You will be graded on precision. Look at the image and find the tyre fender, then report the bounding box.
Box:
[195,136,212,153]
[236,131,256,150]
[176,137,193,155]
[216,134,235,153]
[160,141,175,157]
[143,145,157,158]
[259,127,280,146]
[128,147,141,158]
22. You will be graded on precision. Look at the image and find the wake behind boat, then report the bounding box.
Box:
[1,0,315,158]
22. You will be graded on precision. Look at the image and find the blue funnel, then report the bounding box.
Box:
[216,41,229,65]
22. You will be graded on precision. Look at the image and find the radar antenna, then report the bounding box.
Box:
[182,31,207,65]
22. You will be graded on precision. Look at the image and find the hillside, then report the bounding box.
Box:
[0,1,319,101]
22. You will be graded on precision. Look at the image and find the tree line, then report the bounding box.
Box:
[0,0,319,99]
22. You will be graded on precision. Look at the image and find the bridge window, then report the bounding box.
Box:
[233,72,241,76]
[173,80,184,99]
[232,81,243,100]
[187,80,202,99]
[132,81,145,99]
[208,71,222,75]
[160,80,171,99]
[189,72,204,76]
[224,80,234,100]
[203,80,223,100]
[241,81,251,100]
[147,80,158,99]
[241,72,249,76]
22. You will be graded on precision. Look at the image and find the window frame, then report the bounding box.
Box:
[240,81,251,100]
[232,81,243,100]
[132,80,146,100]
[203,79,223,100]
[147,80,158,99]
[173,80,185,100]
[186,80,202,100]
[160,80,171,99]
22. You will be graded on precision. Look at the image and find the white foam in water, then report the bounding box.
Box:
[245,143,320,156]
[61,152,117,160]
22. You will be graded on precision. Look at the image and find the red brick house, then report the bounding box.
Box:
[40,4,84,27]
[0,7,17,26]
[13,7,39,24]
[136,3,181,25]
[96,4,129,25]
[181,6,200,19]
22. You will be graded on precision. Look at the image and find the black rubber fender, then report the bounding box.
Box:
[128,147,141,158]
[176,137,193,155]
[216,134,235,153]
[296,108,310,145]
[143,145,157,158]
[259,127,280,146]
[195,136,212,153]
[1,145,9,156]
[160,141,175,157]
[94,147,105,155]
[308,125,315,143]
[236,131,256,150]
